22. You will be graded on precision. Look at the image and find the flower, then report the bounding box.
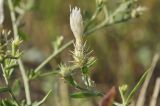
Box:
[0,0,4,25]
[70,6,84,45]
[70,7,93,68]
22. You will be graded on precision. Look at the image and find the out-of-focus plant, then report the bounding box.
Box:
[84,0,146,35]
[114,54,159,106]
[0,0,153,106]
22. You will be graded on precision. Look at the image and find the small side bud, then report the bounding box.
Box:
[12,38,22,48]
[131,6,147,18]
[12,38,22,56]
[59,64,71,77]
[119,84,128,94]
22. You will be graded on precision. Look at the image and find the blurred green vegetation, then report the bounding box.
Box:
[1,0,160,105]
[23,0,160,105]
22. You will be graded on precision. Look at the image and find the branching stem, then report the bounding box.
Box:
[7,0,31,105]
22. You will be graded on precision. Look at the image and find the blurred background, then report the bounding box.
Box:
[0,0,160,106]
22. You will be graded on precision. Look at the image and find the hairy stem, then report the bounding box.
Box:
[7,0,31,105]
[18,60,31,105]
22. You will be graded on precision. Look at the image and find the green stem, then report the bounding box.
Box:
[84,2,133,35]
[18,60,31,105]
[84,8,100,32]
[84,18,108,35]
[119,88,126,106]
[34,40,73,73]
[7,0,31,105]
[7,0,18,39]
[39,71,59,77]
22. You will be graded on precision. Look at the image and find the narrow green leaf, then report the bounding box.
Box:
[0,87,9,93]
[65,76,85,90]
[70,91,101,98]
[65,75,77,87]
[0,99,17,106]
[126,54,159,105]
[125,69,149,104]
[12,80,20,96]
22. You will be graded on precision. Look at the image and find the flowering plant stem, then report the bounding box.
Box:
[7,0,31,105]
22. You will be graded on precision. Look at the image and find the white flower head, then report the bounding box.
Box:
[0,0,4,25]
[70,6,84,41]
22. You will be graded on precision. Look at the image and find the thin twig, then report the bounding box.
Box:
[149,77,160,106]
[136,54,159,106]
[84,8,100,31]
[34,40,73,73]
[39,71,59,77]
[84,1,134,35]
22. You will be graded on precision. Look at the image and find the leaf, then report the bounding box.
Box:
[65,76,78,87]
[12,80,20,96]
[125,69,149,104]
[81,66,89,74]
[0,99,17,106]
[100,87,116,106]
[70,91,101,98]
[0,87,9,93]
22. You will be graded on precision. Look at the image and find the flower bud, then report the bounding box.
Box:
[70,6,84,46]
[59,64,71,77]
[70,7,86,67]
[12,38,22,56]
[119,84,128,94]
